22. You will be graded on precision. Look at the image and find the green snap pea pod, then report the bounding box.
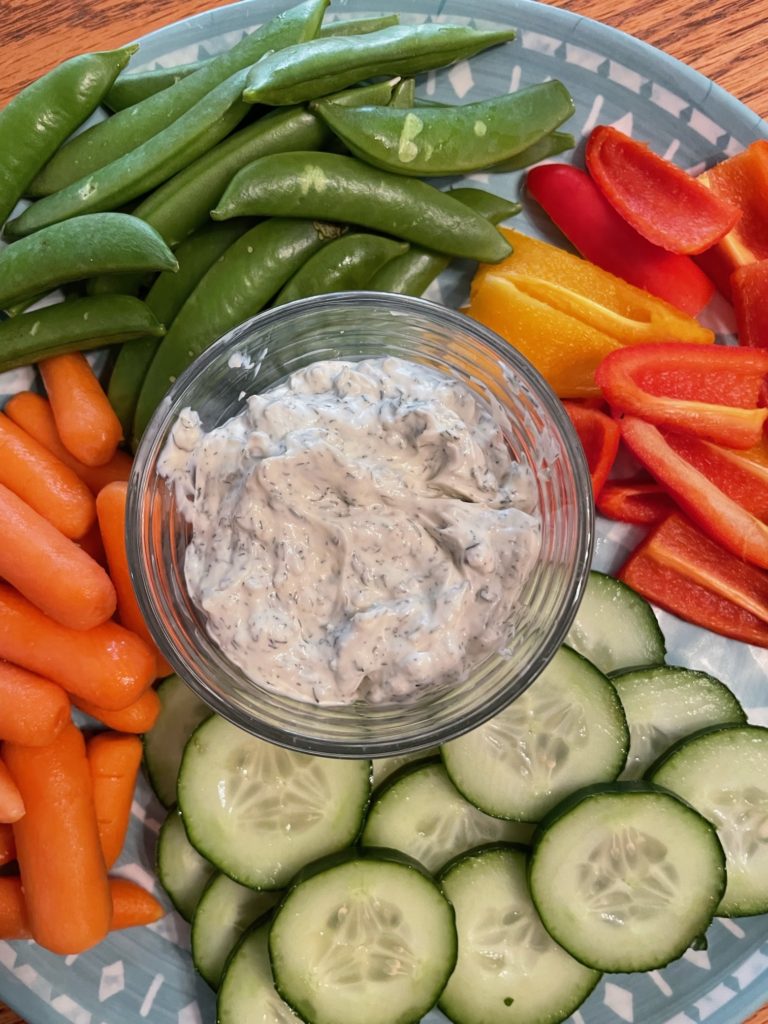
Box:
[0,46,137,226]
[369,187,520,297]
[242,23,516,106]
[29,0,329,197]
[133,217,345,441]
[319,14,400,37]
[7,69,253,240]
[212,152,512,263]
[389,78,416,108]
[108,219,251,434]
[489,129,575,171]
[273,233,407,306]
[0,295,163,373]
[313,81,575,177]
[0,213,177,310]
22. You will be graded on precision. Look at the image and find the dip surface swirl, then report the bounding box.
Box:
[159,356,541,704]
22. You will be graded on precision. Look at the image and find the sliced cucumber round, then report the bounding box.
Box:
[371,748,439,789]
[178,716,371,889]
[143,674,212,807]
[439,844,600,1024]
[613,666,746,780]
[529,783,726,973]
[156,808,216,922]
[442,645,628,822]
[649,724,768,916]
[192,873,282,989]
[361,760,534,874]
[218,918,301,1024]
[565,571,666,675]
[270,850,457,1024]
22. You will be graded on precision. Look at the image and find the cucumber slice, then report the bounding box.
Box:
[371,748,439,788]
[269,850,457,1024]
[565,571,666,675]
[192,874,282,989]
[143,674,211,807]
[218,919,301,1024]
[442,646,628,821]
[613,666,746,780]
[649,725,768,916]
[529,783,726,972]
[361,760,534,873]
[156,808,216,922]
[439,844,600,1024]
[178,715,371,888]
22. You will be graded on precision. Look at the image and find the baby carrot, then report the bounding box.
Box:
[0,877,30,940]
[4,391,133,495]
[0,760,25,824]
[0,584,156,710]
[40,353,123,467]
[0,661,70,746]
[73,688,161,734]
[110,877,165,930]
[88,732,143,868]
[5,721,112,953]
[0,824,16,866]
[78,519,108,565]
[0,483,117,630]
[97,481,172,676]
[0,411,95,539]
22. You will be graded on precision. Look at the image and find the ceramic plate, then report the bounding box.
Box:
[1,2,768,1023]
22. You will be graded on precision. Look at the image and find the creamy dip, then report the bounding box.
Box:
[159,356,541,705]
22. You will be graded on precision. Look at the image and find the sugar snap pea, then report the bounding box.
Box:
[319,14,400,37]
[242,23,516,106]
[0,296,163,373]
[108,220,251,434]
[313,81,574,177]
[0,46,136,226]
[273,233,408,305]
[389,78,416,109]
[133,218,345,441]
[0,213,177,310]
[489,129,575,171]
[29,0,329,197]
[212,152,512,263]
[7,69,253,239]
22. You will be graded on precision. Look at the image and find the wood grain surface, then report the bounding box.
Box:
[0,1,767,1023]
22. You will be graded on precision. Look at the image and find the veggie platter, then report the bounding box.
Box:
[2,1,768,1024]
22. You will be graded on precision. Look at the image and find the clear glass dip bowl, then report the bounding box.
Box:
[127,292,593,758]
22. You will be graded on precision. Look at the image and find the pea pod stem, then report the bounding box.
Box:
[212,152,512,263]
[0,46,136,226]
[0,296,163,372]
[243,23,516,106]
[29,0,330,197]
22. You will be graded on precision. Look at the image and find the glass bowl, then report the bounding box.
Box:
[127,292,593,758]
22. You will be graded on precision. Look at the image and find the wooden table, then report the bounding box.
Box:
[1,0,767,1023]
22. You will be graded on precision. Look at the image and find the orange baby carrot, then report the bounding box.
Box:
[0,760,24,824]
[4,392,133,495]
[0,483,116,630]
[0,877,30,940]
[110,877,165,930]
[88,732,143,868]
[5,721,112,953]
[73,688,161,734]
[78,519,108,566]
[0,411,95,539]
[40,353,123,467]
[96,481,173,677]
[0,584,156,711]
[0,824,16,867]
[0,662,71,746]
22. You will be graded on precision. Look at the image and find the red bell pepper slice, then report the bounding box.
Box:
[619,512,768,648]
[619,415,768,569]
[586,126,740,255]
[662,432,768,520]
[562,400,619,497]
[595,343,768,449]
[732,260,768,348]
[526,163,715,316]
[596,481,674,525]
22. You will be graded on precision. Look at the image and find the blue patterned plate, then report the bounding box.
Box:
[1,3,768,1023]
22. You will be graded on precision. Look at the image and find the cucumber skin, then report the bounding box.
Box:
[643,722,755,779]
[437,840,531,882]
